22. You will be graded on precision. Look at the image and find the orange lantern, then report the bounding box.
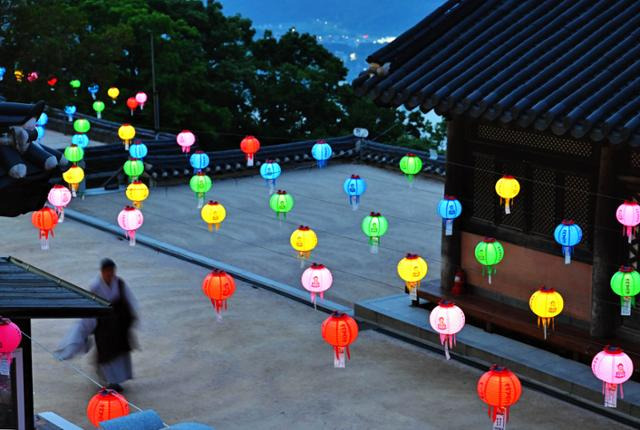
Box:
[202,269,236,321]
[32,207,58,250]
[86,388,129,427]
[477,365,522,427]
[240,135,260,166]
[321,312,359,368]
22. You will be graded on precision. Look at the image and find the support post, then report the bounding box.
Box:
[14,319,33,430]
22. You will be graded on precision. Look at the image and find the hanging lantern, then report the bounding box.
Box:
[63,144,84,164]
[311,140,333,168]
[190,150,210,173]
[610,266,640,316]
[397,253,428,301]
[301,263,332,306]
[86,388,129,427]
[87,83,99,100]
[64,105,76,122]
[437,195,462,236]
[107,87,120,104]
[269,190,294,220]
[290,225,318,264]
[32,207,58,250]
[321,312,358,368]
[47,76,57,90]
[240,135,260,167]
[592,346,633,408]
[260,160,281,193]
[399,153,423,185]
[36,125,45,142]
[26,71,38,82]
[126,97,138,115]
[0,67,6,81]
[553,220,582,264]
[343,174,366,210]
[72,134,90,149]
[529,286,563,339]
[123,158,144,182]
[125,180,149,209]
[62,165,85,197]
[189,172,212,208]
[202,269,236,321]
[92,101,105,119]
[135,92,147,110]
[128,141,148,159]
[361,211,388,253]
[47,185,72,223]
[118,124,136,150]
[616,201,640,243]
[177,130,196,153]
[474,238,504,284]
[0,318,22,376]
[429,300,465,360]
[495,175,520,214]
[37,113,48,127]
[117,206,143,246]
[69,79,81,95]
[73,119,91,135]
[200,201,226,232]
[14,70,24,82]
[477,365,522,428]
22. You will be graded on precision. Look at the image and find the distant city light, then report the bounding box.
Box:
[374,36,397,44]
[349,52,357,61]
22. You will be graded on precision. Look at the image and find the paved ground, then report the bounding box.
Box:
[40,129,106,150]
[0,215,630,429]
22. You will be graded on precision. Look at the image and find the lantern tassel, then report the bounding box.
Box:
[97,112,102,119]
[197,194,204,209]
[247,155,254,167]
[124,141,130,151]
[127,230,136,246]
[133,201,142,209]
[563,246,571,264]
[58,208,65,223]
[445,219,453,236]
[505,198,511,214]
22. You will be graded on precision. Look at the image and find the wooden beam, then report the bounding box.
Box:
[14,318,33,430]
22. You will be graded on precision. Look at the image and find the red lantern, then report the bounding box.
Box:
[477,365,522,428]
[86,388,129,427]
[47,76,58,90]
[126,97,139,116]
[0,318,22,375]
[202,269,236,321]
[240,135,260,166]
[321,312,358,368]
[32,207,58,250]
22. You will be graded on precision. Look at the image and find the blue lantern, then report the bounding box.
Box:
[554,220,582,264]
[129,141,149,160]
[64,105,76,122]
[189,150,210,173]
[72,134,89,148]
[35,125,45,142]
[437,196,462,236]
[260,160,281,193]
[0,67,5,81]
[343,174,366,210]
[37,112,48,127]
[88,83,99,100]
[311,140,332,168]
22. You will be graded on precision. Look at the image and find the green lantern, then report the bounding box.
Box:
[70,79,81,95]
[92,101,105,119]
[269,190,294,220]
[610,266,640,316]
[189,172,212,208]
[73,119,90,134]
[399,153,423,185]
[123,158,144,182]
[361,211,388,253]
[474,238,504,284]
[63,144,84,163]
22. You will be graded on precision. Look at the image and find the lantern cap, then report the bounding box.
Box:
[131,180,142,184]
[404,253,419,259]
[623,200,638,206]
[97,387,118,396]
[196,171,205,176]
[120,123,132,127]
[369,211,382,217]
[210,268,227,275]
[52,184,65,189]
[298,225,310,231]
[310,262,325,269]
[603,345,623,354]
[443,195,457,200]
[123,205,136,211]
[438,300,455,308]
[538,286,555,293]
[0,317,11,325]
[195,150,204,154]
[330,310,347,318]
[501,175,515,179]
[207,200,220,205]
[405,152,416,157]
[488,364,511,374]
[483,237,496,243]
[351,174,360,179]
[561,219,575,225]
[127,157,139,161]
[276,190,287,195]
[316,139,326,143]
[619,265,636,273]
[133,139,142,144]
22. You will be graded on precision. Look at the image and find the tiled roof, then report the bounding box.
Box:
[353,0,640,146]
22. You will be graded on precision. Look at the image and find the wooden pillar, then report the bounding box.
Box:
[14,319,33,430]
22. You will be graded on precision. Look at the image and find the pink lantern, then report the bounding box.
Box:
[301,263,333,307]
[177,130,196,153]
[135,92,148,110]
[429,300,465,360]
[47,185,72,223]
[592,346,633,408]
[616,201,640,243]
[117,206,143,246]
[0,318,22,375]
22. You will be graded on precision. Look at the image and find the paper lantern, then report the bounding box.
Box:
[37,112,48,126]
[429,300,465,359]
[201,201,226,232]
[397,253,428,300]
[62,165,84,197]
[343,174,366,210]
[495,175,520,214]
[321,312,358,368]
[47,185,72,222]
[474,238,504,284]
[92,100,105,119]
[14,70,23,82]
[118,124,136,150]
[64,105,76,122]
[64,144,84,163]
[117,206,143,246]
[529,286,563,339]
[202,269,236,321]
[260,160,281,193]
[0,318,22,375]
[189,172,212,208]
[177,130,196,153]
[69,79,81,95]
[123,158,144,182]
[126,97,138,115]
[301,263,332,305]
[32,207,58,250]
[477,365,522,426]
[437,195,462,236]
[26,71,38,82]
[554,220,582,264]
[107,86,120,103]
[72,134,89,149]
[240,135,260,166]
[361,211,388,253]
[399,153,422,185]
[73,119,90,134]
[86,388,129,427]
[36,125,45,142]
[128,141,148,159]
[290,225,318,263]
[125,180,149,209]
[135,92,148,110]
[87,83,99,100]
[0,67,6,81]
[47,76,57,90]
[269,190,294,220]
[190,150,209,173]
[610,266,640,316]
[311,140,332,168]
[592,346,633,408]
[616,201,640,243]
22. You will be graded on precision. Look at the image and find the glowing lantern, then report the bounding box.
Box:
[117,206,143,246]
[321,312,358,368]
[37,113,48,126]
[135,92,147,110]
[73,119,90,134]
[123,158,144,182]
[311,140,332,168]
[126,97,138,115]
[63,144,84,163]
[592,346,633,408]
[129,141,148,159]
[554,220,582,264]
[118,124,136,150]
[343,174,366,210]
[429,300,465,359]
[92,100,105,119]
[70,79,81,95]
[47,76,57,90]
[290,225,318,264]
[48,185,72,223]
[616,201,640,243]
[240,135,260,166]
[14,70,24,82]
[0,67,5,81]
[190,150,209,173]
[301,263,332,306]
[361,212,388,253]
[87,83,99,100]
[64,105,76,122]
[437,195,462,236]
[399,153,422,185]
[86,388,129,427]
[62,165,84,197]
[177,130,196,153]
[72,134,89,148]
[269,190,294,220]
[0,318,22,375]
[477,365,522,427]
[202,269,236,321]
[189,172,213,208]
[397,253,428,300]
[495,175,520,214]
[474,238,504,284]
[610,266,640,316]
[201,201,226,232]
[26,71,38,82]
[125,181,149,209]
[36,125,45,142]
[107,87,120,103]
[529,286,563,339]
[260,160,281,193]
[32,207,58,250]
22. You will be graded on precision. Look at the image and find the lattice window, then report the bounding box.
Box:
[631,151,640,169]
[564,175,592,246]
[472,154,496,222]
[531,168,556,236]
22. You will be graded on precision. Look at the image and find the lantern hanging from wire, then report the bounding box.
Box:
[397,253,428,301]
[64,105,76,122]
[592,346,633,408]
[63,144,84,164]
[47,185,72,222]
[125,180,149,209]
[311,140,332,168]
[118,124,136,150]
[62,165,84,197]
[290,225,317,265]
[0,67,6,81]
[37,112,48,127]
[616,201,640,243]
[32,207,58,250]
[495,175,520,214]
[190,150,209,173]
[429,300,465,360]
[69,79,81,95]
[72,133,89,148]
[202,269,236,321]
[47,76,57,90]
[240,135,260,166]
[123,158,144,183]
[73,118,90,135]
[321,312,358,368]
[260,160,281,194]
[529,286,563,339]
[26,71,38,83]
[269,190,294,220]
[610,266,640,316]
[177,130,196,153]
[301,263,332,307]
[135,92,147,110]
[553,220,582,264]
[0,317,21,376]
[189,172,212,208]
[117,206,143,246]
[361,211,388,253]
[343,174,366,210]
[437,195,462,236]
[477,365,522,428]
[87,83,99,100]
[14,70,24,83]
[92,100,105,119]
[201,201,226,232]
[107,87,120,104]
[474,238,504,284]
[128,140,148,160]
[126,97,138,115]
[399,153,422,185]
[87,388,129,427]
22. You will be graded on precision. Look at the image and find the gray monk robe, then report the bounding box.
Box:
[56,276,139,384]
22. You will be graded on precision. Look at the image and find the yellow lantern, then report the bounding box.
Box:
[62,165,84,197]
[125,180,149,208]
[201,201,226,232]
[529,286,563,339]
[290,225,318,262]
[107,86,120,104]
[495,175,520,214]
[118,124,136,150]
[397,253,428,300]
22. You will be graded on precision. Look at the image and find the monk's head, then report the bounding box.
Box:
[100,258,116,284]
